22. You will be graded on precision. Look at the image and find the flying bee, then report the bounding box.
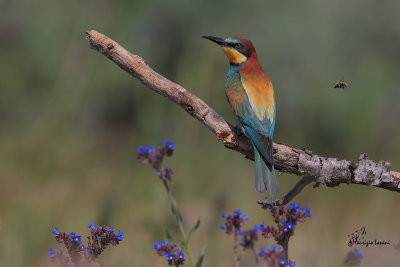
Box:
[334,78,348,89]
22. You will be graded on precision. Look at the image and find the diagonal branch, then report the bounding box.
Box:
[85,30,400,193]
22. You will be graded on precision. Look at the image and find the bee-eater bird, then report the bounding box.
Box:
[203,36,277,198]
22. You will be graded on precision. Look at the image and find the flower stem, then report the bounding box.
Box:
[177,217,196,267]
[251,246,259,266]
[233,229,241,267]
[166,191,196,267]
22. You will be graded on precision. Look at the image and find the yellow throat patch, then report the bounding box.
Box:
[222,47,247,64]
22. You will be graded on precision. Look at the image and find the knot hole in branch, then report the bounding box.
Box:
[185,104,193,112]
[107,43,114,50]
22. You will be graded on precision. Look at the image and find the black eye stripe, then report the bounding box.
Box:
[228,43,242,48]
[228,42,251,57]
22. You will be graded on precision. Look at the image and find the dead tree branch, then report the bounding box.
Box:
[85,30,400,195]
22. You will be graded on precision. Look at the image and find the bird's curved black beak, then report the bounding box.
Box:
[202,36,227,46]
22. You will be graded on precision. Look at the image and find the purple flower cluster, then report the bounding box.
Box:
[219,210,249,235]
[220,210,263,252]
[220,204,311,266]
[137,140,175,170]
[343,247,363,266]
[86,223,124,259]
[153,239,185,266]
[258,245,296,267]
[137,141,175,189]
[261,203,312,244]
[157,166,174,182]
[48,223,123,266]
[239,227,259,250]
[353,248,363,259]
[52,228,86,263]
[48,248,56,258]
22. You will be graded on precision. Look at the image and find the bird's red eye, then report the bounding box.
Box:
[235,43,241,49]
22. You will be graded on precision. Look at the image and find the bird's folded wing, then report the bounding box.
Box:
[225,72,275,166]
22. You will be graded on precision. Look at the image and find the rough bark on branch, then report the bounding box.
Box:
[85,30,400,193]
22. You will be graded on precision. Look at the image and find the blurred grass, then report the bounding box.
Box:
[1,0,400,266]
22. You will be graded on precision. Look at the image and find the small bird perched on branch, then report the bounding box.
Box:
[203,36,277,199]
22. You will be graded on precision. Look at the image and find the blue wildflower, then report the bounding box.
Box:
[117,230,124,241]
[258,246,266,257]
[259,222,266,231]
[69,232,76,238]
[82,246,87,252]
[164,140,175,150]
[52,228,58,235]
[88,223,95,229]
[221,212,227,218]
[148,146,156,152]
[220,225,226,230]
[243,214,249,221]
[168,254,174,261]
[157,170,162,177]
[353,248,363,259]
[253,225,259,232]
[138,146,148,154]
[110,228,115,234]
[279,258,286,265]
[304,207,312,217]
[238,230,244,236]
[178,252,184,259]
[164,252,170,258]
[289,203,302,212]
[48,248,55,258]
[73,235,81,243]
[233,209,242,217]
[281,220,293,232]
[282,220,288,232]
[161,239,168,245]
[154,242,160,250]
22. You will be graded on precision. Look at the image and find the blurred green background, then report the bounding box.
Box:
[1,0,400,266]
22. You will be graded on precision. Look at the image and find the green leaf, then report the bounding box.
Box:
[187,218,200,241]
[165,229,176,244]
[196,243,208,267]
[171,198,183,224]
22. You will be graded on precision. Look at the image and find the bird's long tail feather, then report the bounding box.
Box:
[254,145,278,199]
